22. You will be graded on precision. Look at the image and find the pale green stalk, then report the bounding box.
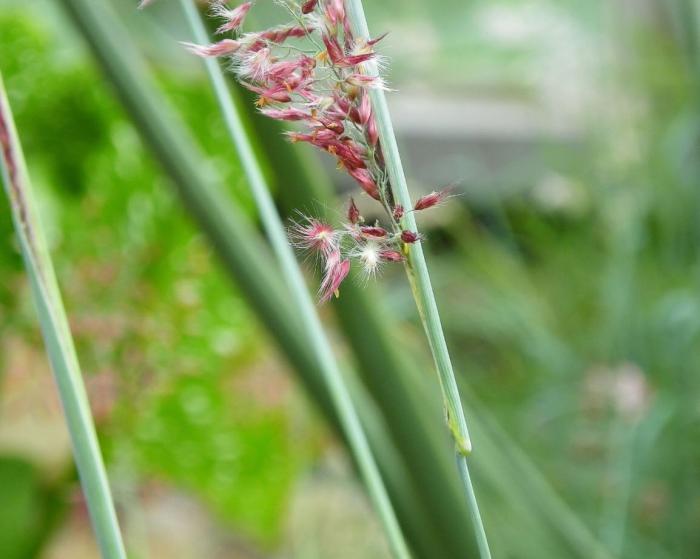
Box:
[344,1,492,557]
[177,2,410,558]
[0,73,127,559]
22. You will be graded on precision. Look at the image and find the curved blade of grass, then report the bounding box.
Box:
[176,2,410,557]
[0,72,127,559]
[344,1,491,557]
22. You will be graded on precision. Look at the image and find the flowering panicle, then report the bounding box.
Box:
[287,201,429,298]
[182,0,451,300]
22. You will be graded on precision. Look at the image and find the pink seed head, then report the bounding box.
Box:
[267,58,313,82]
[367,32,389,46]
[289,217,338,257]
[380,250,404,263]
[301,0,319,14]
[350,241,383,278]
[212,1,252,34]
[258,26,308,44]
[320,251,351,302]
[346,73,387,90]
[400,230,420,243]
[366,117,379,146]
[176,0,398,241]
[357,92,372,125]
[360,226,388,238]
[413,188,453,211]
[181,39,241,58]
[348,167,380,200]
[260,107,310,121]
[340,52,375,66]
[324,0,345,25]
[237,47,273,81]
[322,35,345,65]
[347,198,361,224]
[246,83,293,105]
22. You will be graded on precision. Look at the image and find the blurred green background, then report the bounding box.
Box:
[1,0,699,557]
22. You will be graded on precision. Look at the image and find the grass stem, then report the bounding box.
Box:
[344,1,492,557]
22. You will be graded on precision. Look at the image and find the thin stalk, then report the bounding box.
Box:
[344,1,492,557]
[456,453,492,559]
[0,73,127,559]
[178,2,411,558]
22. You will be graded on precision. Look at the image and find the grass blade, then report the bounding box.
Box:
[176,2,411,557]
[0,72,127,559]
[344,1,491,556]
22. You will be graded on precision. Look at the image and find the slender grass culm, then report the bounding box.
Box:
[343,2,492,556]
[0,73,127,559]
[166,2,412,558]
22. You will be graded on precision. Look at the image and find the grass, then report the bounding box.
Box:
[51,0,621,556]
[0,72,127,559]
[5,0,699,557]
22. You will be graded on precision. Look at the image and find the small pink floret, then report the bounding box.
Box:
[360,226,388,238]
[413,188,453,211]
[400,230,420,243]
[301,0,319,14]
[213,1,252,34]
[324,0,346,25]
[348,167,380,200]
[260,107,310,121]
[289,217,338,257]
[380,250,404,263]
[181,39,241,58]
[347,198,361,224]
[320,252,351,302]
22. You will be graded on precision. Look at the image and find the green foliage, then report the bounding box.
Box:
[0,457,44,559]
[129,372,304,540]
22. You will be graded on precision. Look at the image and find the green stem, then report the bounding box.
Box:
[456,454,492,559]
[0,73,127,559]
[178,3,411,558]
[344,1,492,557]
